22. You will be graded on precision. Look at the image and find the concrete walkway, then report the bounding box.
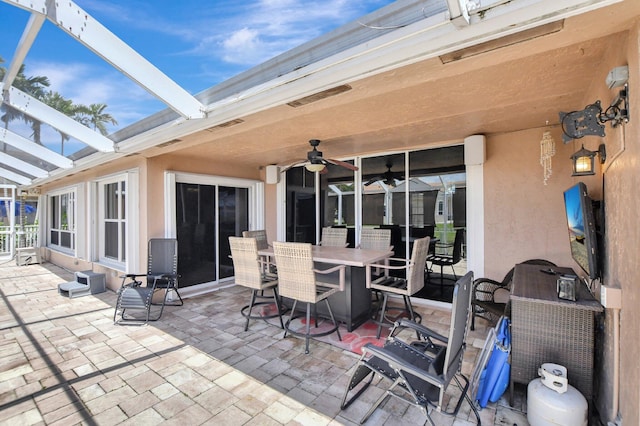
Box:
[0,261,528,425]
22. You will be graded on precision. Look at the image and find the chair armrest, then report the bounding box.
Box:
[435,242,453,248]
[473,277,508,302]
[366,258,411,270]
[314,264,346,292]
[361,343,445,388]
[365,260,412,288]
[120,273,145,288]
[394,319,448,345]
[157,273,179,280]
[473,277,505,288]
[121,273,145,279]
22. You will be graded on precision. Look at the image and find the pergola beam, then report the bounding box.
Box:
[0,83,115,153]
[2,0,205,120]
[0,128,73,169]
[0,152,47,178]
[0,167,31,185]
[1,12,46,92]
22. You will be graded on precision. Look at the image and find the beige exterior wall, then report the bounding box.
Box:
[484,128,577,279]
[597,26,639,425]
[484,27,638,424]
[38,156,147,290]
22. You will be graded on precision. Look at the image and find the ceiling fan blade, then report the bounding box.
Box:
[364,176,383,186]
[325,158,359,171]
[279,159,307,173]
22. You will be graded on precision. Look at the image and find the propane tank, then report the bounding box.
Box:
[527,363,588,426]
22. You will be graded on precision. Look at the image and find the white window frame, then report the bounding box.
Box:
[164,171,263,238]
[164,171,263,297]
[95,171,139,270]
[276,142,485,281]
[47,186,78,256]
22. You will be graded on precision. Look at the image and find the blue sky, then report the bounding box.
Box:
[1,0,394,139]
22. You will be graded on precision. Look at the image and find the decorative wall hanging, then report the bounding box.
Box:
[540,130,556,185]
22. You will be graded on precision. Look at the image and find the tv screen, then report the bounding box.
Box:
[563,182,599,279]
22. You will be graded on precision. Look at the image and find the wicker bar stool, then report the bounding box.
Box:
[229,236,284,331]
[272,241,345,354]
[365,236,431,338]
[359,228,392,302]
[319,227,348,247]
[242,230,275,276]
[359,228,392,251]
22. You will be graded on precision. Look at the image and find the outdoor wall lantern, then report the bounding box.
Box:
[570,144,606,176]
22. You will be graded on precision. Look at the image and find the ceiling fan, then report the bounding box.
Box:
[280,139,359,173]
[364,161,404,187]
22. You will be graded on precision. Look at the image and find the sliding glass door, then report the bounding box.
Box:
[171,174,255,290]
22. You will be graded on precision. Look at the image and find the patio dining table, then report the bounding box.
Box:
[258,245,393,331]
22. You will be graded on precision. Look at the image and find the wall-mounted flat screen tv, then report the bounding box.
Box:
[563,182,600,279]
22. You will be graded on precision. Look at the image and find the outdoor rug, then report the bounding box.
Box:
[284,316,390,355]
[252,299,428,355]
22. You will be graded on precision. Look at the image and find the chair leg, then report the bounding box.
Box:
[324,298,341,342]
[313,304,318,328]
[305,303,312,354]
[157,282,183,307]
[403,295,421,323]
[284,300,299,339]
[376,293,389,339]
[361,381,395,424]
[272,287,285,329]
[283,299,340,354]
[245,289,258,331]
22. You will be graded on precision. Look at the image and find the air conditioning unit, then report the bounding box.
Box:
[16,247,41,266]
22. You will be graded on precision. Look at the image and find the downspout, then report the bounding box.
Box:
[607,307,621,425]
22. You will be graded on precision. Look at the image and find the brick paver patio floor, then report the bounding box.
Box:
[0,261,528,425]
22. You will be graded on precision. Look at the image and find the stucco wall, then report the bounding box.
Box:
[483,27,639,425]
[595,26,639,425]
[483,128,585,279]
[38,156,147,290]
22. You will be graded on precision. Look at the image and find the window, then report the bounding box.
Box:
[410,193,424,227]
[98,175,127,264]
[438,200,444,216]
[49,189,76,252]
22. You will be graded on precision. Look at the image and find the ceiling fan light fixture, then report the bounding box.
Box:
[305,163,326,172]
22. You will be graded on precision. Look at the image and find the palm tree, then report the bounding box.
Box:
[0,56,50,144]
[41,91,76,155]
[76,103,118,136]
[2,57,119,151]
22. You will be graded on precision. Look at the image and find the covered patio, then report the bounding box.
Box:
[0,260,526,425]
[1,0,639,424]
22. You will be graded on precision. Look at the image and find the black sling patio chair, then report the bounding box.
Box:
[340,271,480,425]
[114,238,181,325]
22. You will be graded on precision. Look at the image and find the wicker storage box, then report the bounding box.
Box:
[510,264,602,404]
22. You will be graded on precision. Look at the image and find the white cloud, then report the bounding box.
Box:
[214,0,391,65]
[212,0,357,65]
[24,59,161,131]
[221,28,263,65]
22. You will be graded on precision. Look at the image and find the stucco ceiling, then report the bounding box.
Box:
[145,1,637,174]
